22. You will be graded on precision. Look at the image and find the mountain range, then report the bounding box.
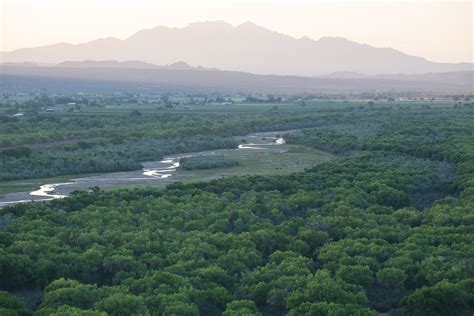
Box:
[1,62,472,94]
[55,60,218,71]
[1,21,472,76]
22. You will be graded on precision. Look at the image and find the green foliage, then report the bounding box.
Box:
[47,306,107,316]
[222,300,262,316]
[336,265,375,287]
[376,267,407,288]
[288,302,377,316]
[180,155,239,170]
[401,280,474,316]
[0,147,32,158]
[94,293,149,316]
[0,109,323,180]
[38,278,99,314]
[0,291,31,316]
[286,129,357,154]
[0,136,239,181]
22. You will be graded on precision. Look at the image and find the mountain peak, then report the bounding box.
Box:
[236,21,259,28]
[186,20,233,30]
[167,61,192,69]
[236,21,276,34]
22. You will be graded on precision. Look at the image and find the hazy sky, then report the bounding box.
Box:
[1,0,472,63]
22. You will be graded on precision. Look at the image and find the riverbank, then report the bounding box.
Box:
[0,131,335,208]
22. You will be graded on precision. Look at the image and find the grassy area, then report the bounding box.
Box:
[179,144,334,182]
[109,142,335,192]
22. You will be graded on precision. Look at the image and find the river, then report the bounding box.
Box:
[0,132,286,208]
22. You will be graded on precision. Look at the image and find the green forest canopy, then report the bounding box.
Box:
[0,100,473,315]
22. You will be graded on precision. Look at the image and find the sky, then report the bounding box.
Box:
[1,0,472,63]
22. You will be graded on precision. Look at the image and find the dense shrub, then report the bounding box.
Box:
[180,155,239,170]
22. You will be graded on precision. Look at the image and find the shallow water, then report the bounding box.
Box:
[30,183,73,199]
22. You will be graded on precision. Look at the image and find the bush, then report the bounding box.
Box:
[179,155,239,170]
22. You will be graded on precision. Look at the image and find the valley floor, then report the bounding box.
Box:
[0,131,335,207]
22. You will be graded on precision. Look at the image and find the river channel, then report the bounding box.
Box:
[0,132,286,208]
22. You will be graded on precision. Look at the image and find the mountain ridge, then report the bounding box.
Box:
[55,60,217,71]
[1,63,472,94]
[1,21,472,76]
